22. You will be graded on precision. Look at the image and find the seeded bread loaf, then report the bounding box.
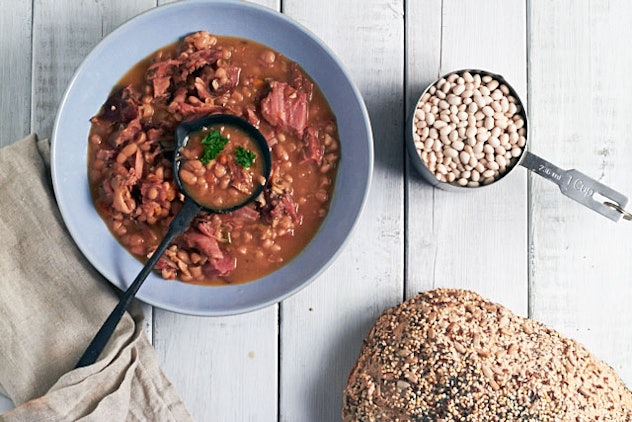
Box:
[342,289,632,421]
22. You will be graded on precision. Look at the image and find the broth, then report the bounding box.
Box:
[87,31,340,285]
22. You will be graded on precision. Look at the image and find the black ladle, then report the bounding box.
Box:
[76,114,271,368]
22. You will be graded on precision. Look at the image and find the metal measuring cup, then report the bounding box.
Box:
[406,69,631,222]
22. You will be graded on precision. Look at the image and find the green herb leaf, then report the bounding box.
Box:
[199,130,228,164]
[235,146,256,168]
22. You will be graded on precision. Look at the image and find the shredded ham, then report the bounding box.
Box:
[260,81,309,136]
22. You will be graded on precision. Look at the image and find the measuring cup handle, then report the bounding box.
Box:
[519,151,630,222]
[519,151,565,182]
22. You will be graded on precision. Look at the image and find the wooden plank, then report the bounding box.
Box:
[31,0,153,138]
[278,1,405,420]
[528,0,632,387]
[0,1,32,146]
[151,2,281,421]
[31,0,156,340]
[153,307,279,420]
[406,0,528,316]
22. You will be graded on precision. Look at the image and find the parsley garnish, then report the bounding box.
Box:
[235,146,256,168]
[199,130,228,164]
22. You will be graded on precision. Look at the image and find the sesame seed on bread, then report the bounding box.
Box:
[342,288,632,421]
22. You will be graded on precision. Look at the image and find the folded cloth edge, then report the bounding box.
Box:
[0,134,192,421]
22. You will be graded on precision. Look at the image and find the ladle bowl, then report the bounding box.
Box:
[76,114,271,368]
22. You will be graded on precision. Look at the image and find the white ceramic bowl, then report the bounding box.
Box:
[51,0,373,316]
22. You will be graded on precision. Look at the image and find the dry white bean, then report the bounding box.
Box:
[509,131,519,144]
[452,84,465,95]
[515,117,525,129]
[495,145,507,156]
[452,140,465,151]
[476,131,490,142]
[434,120,448,129]
[484,116,495,130]
[467,116,477,129]
[473,94,486,108]
[487,79,499,91]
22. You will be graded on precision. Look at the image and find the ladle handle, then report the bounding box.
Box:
[519,151,630,222]
[75,198,201,368]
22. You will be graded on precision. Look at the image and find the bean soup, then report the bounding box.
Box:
[88,31,340,285]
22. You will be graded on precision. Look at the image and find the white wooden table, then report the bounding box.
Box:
[2,1,631,420]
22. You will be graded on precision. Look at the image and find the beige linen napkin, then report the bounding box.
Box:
[0,134,192,421]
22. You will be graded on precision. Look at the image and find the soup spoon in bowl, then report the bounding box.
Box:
[76,114,272,368]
